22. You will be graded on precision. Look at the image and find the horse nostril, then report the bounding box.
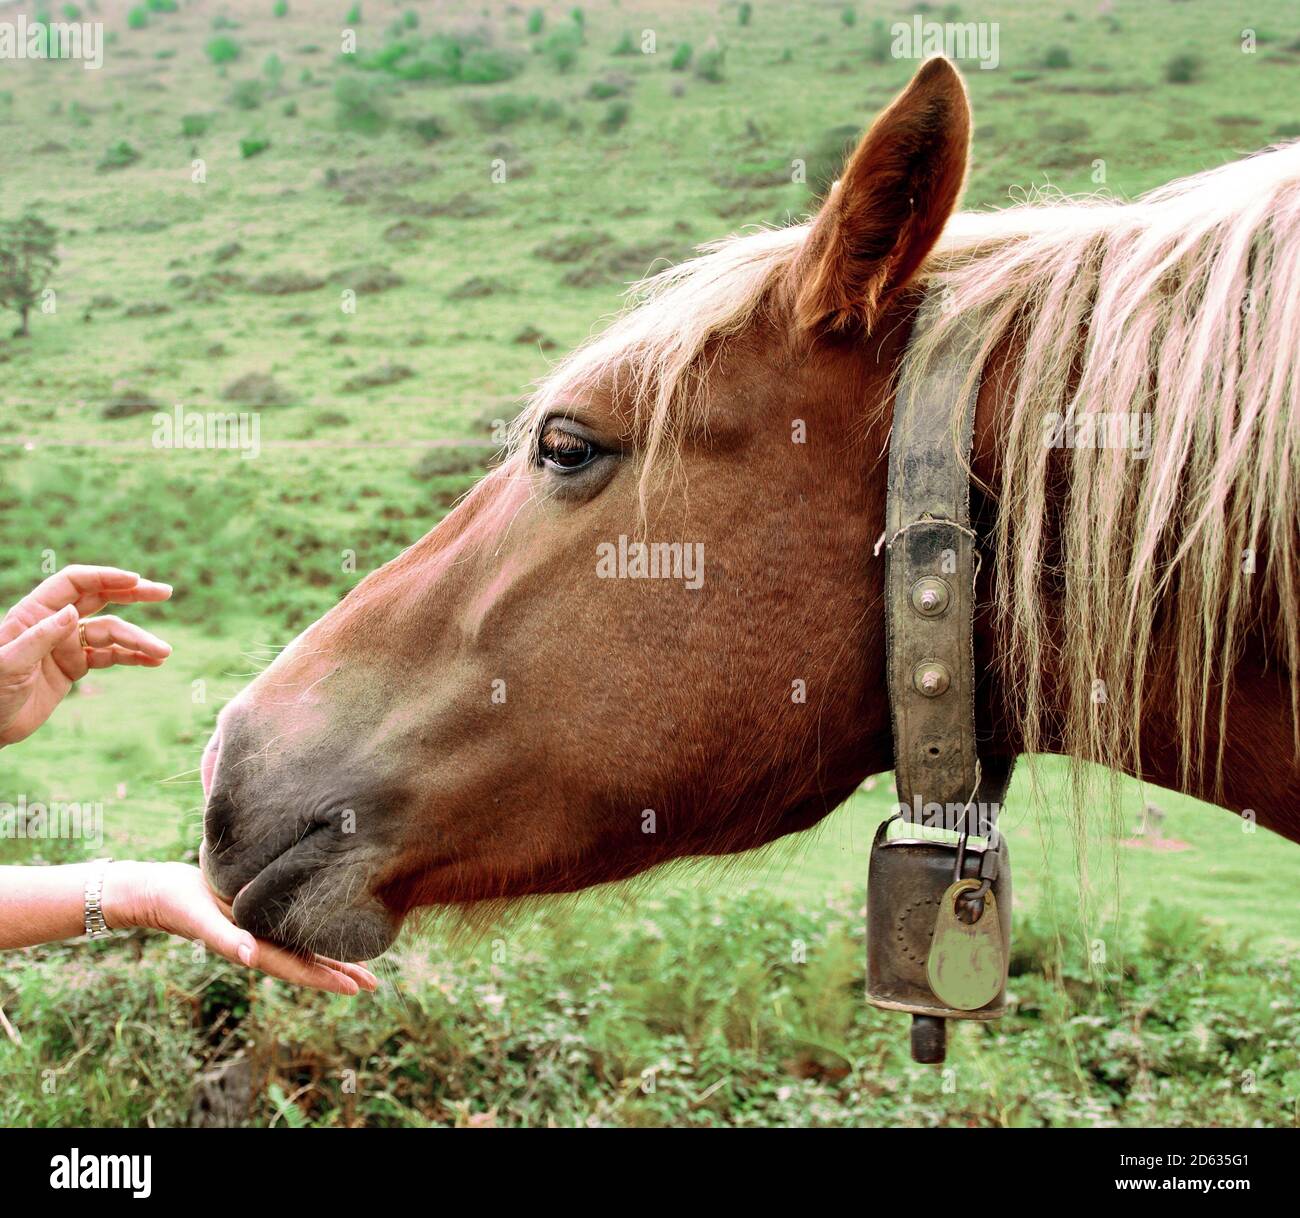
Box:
[202,787,238,851]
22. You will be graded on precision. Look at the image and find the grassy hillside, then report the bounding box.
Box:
[1,0,1299,1126]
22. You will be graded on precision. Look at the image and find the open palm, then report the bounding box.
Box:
[119,862,378,995]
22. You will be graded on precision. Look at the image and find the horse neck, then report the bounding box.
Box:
[962,314,1300,842]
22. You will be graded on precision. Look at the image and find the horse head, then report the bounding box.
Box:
[201,56,1300,959]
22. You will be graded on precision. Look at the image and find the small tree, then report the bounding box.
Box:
[0,214,59,337]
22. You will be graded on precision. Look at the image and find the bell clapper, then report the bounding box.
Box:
[910,1015,948,1064]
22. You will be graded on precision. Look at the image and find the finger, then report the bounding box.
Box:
[88,579,173,610]
[21,568,172,619]
[0,605,78,672]
[244,940,361,995]
[167,891,356,995]
[21,566,143,616]
[315,958,380,990]
[78,615,172,659]
[82,646,167,670]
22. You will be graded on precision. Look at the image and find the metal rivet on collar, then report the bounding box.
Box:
[910,576,951,617]
[912,661,951,697]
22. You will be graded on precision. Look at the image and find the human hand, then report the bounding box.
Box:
[104,861,379,995]
[0,565,173,747]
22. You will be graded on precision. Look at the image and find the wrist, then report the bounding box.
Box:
[100,860,151,930]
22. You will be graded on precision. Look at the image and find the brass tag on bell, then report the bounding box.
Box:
[866,816,1012,1024]
[926,879,1005,1011]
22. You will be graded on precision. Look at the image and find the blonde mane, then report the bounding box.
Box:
[518,141,1300,795]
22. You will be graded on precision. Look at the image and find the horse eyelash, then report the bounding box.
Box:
[539,425,587,451]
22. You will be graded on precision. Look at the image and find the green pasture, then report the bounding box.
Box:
[1,0,1299,1126]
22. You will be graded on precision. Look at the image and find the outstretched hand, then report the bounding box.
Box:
[107,862,379,996]
[0,565,173,747]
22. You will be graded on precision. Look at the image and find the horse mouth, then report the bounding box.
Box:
[203,822,398,961]
[202,819,330,903]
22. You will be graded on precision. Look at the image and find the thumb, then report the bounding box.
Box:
[176,896,258,967]
[0,605,78,673]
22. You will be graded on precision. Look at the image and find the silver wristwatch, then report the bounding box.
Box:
[84,857,114,940]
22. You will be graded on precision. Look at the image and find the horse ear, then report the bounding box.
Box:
[793,57,971,333]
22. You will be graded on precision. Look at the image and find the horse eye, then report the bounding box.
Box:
[537,426,599,473]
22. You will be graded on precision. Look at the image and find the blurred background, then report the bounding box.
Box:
[1,0,1298,1126]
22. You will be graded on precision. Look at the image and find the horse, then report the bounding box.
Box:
[199,57,1300,962]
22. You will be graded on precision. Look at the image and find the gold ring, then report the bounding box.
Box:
[77,620,89,649]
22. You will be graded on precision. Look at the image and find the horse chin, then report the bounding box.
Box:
[228,858,400,962]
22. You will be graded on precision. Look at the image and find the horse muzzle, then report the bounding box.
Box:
[199,721,401,962]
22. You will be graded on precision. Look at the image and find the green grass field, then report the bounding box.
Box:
[2,0,1299,1127]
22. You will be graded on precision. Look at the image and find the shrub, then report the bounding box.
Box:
[543,23,583,72]
[357,32,520,85]
[1165,53,1202,84]
[206,36,241,65]
[96,139,140,171]
[334,76,389,134]
[695,46,725,83]
[670,42,693,71]
[459,47,523,85]
[359,37,435,78]
[611,31,636,56]
[342,363,414,393]
[325,264,403,293]
[465,92,537,131]
[739,2,753,26]
[101,389,161,419]
[273,0,288,16]
[221,372,293,407]
[346,3,361,23]
[587,74,630,100]
[239,137,271,159]
[448,275,506,299]
[532,230,613,263]
[124,301,172,317]
[841,5,856,26]
[526,7,544,36]
[228,79,264,111]
[147,0,178,11]
[180,114,211,138]
[867,18,890,63]
[408,115,448,143]
[1044,45,1071,69]
[127,5,147,29]
[247,270,325,295]
[600,100,631,133]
